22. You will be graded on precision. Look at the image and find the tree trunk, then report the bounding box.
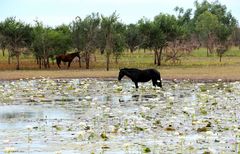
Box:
[39,58,42,69]
[85,53,90,69]
[77,48,81,68]
[115,55,118,64]
[36,56,39,64]
[156,47,163,66]
[8,51,11,64]
[47,57,50,68]
[79,57,81,68]
[106,54,110,71]
[154,50,157,65]
[130,47,134,53]
[16,54,20,70]
[2,48,5,57]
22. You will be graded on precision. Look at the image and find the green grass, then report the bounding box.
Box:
[191,46,240,57]
[0,47,240,70]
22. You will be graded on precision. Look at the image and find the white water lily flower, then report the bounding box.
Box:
[178,135,185,140]
[98,106,103,110]
[104,107,111,113]
[79,122,87,128]
[55,151,62,154]
[26,125,33,130]
[90,102,96,106]
[205,131,213,136]
[108,125,116,133]
[208,147,217,153]
[168,96,174,102]
[85,96,92,101]
[140,106,150,112]
[123,142,132,148]
[118,128,125,133]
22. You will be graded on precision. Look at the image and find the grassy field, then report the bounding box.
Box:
[0,47,240,80]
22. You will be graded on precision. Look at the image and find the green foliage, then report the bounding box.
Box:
[125,24,141,52]
[0,17,32,69]
[0,17,32,49]
[154,13,181,41]
[101,12,122,70]
[0,1,239,70]
[193,0,237,44]
[138,17,152,50]
[70,13,100,69]
[143,147,151,153]
[195,11,219,39]
[32,21,71,57]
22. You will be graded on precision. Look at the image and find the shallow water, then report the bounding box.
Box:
[0,78,240,153]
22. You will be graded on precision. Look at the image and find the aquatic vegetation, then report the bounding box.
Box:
[0,78,239,153]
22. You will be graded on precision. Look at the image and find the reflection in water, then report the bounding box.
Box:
[132,94,158,101]
[0,105,73,130]
[0,111,34,119]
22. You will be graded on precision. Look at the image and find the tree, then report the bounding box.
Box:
[125,24,141,53]
[216,45,228,62]
[32,21,48,68]
[0,34,7,56]
[193,0,237,55]
[32,21,72,69]
[195,11,219,56]
[112,22,126,63]
[54,24,72,54]
[138,17,152,52]
[96,27,106,55]
[101,12,119,71]
[71,16,83,67]
[0,17,32,70]
[174,7,193,40]
[71,13,100,69]
[150,13,182,66]
[231,27,240,48]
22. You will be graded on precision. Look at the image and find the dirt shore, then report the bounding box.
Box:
[0,66,240,81]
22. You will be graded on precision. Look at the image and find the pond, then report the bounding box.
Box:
[0,78,240,153]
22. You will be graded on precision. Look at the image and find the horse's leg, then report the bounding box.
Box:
[152,80,157,87]
[67,61,72,69]
[57,59,61,69]
[134,82,139,89]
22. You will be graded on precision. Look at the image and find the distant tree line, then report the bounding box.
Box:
[0,0,239,70]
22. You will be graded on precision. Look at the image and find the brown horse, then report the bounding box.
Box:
[56,52,80,69]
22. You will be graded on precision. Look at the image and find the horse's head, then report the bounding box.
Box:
[157,80,163,88]
[118,69,125,81]
[157,79,162,88]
